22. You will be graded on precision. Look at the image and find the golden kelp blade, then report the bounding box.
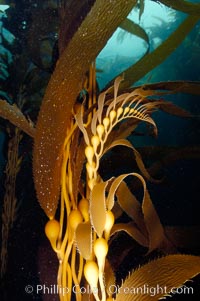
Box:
[115,255,200,301]
[90,182,108,238]
[75,221,92,260]
[32,0,137,218]
[0,99,35,137]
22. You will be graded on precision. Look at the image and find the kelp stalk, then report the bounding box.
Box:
[1,127,22,278]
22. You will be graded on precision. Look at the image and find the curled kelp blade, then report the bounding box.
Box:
[115,181,146,234]
[106,172,165,252]
[139,175,166,253]
[115,255,200,301]
[75,221,92,260]
[106,172,146,210]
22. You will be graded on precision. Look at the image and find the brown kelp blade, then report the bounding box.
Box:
[116,181,146,232]
[75,221,92,260]
[0,99,35,137]
[119,17,150,52]
[159,0,200,15]
[141,81,200,96]
[90,181,108,238]
[107,172,166,252]
[33,0,138,218]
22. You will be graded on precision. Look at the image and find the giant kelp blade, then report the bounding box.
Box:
[106,172,165,252]
[118,171,166,252]
[0,99,35,137]
[116,181,146,234]
[115,255,200,301]
[141,182,166,253]
[33,0,138,218]
[139,0,145,20]
[107,172,146,211]
[159,0,200,15]
[0,62,9,80]
[107,174,129,211]
[90,181,107,238]
[119,18,149,50]
[140,81,200,96]
[75,221,92,260]
[157,101,192,118]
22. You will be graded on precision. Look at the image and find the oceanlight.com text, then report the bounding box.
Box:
[25,283,194,297]
[108,284,194,297]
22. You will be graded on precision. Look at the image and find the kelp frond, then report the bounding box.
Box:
[115,254,200,301]
[43,75,174,301]
[33,0,137,219]
[75,77,157,190]
[0,99,35,138]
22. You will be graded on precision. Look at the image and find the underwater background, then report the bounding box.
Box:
[0,0,200,300]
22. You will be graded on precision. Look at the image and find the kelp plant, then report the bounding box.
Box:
[0,0,200,300]
[42,71,200,301]
[34,0,200,299]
